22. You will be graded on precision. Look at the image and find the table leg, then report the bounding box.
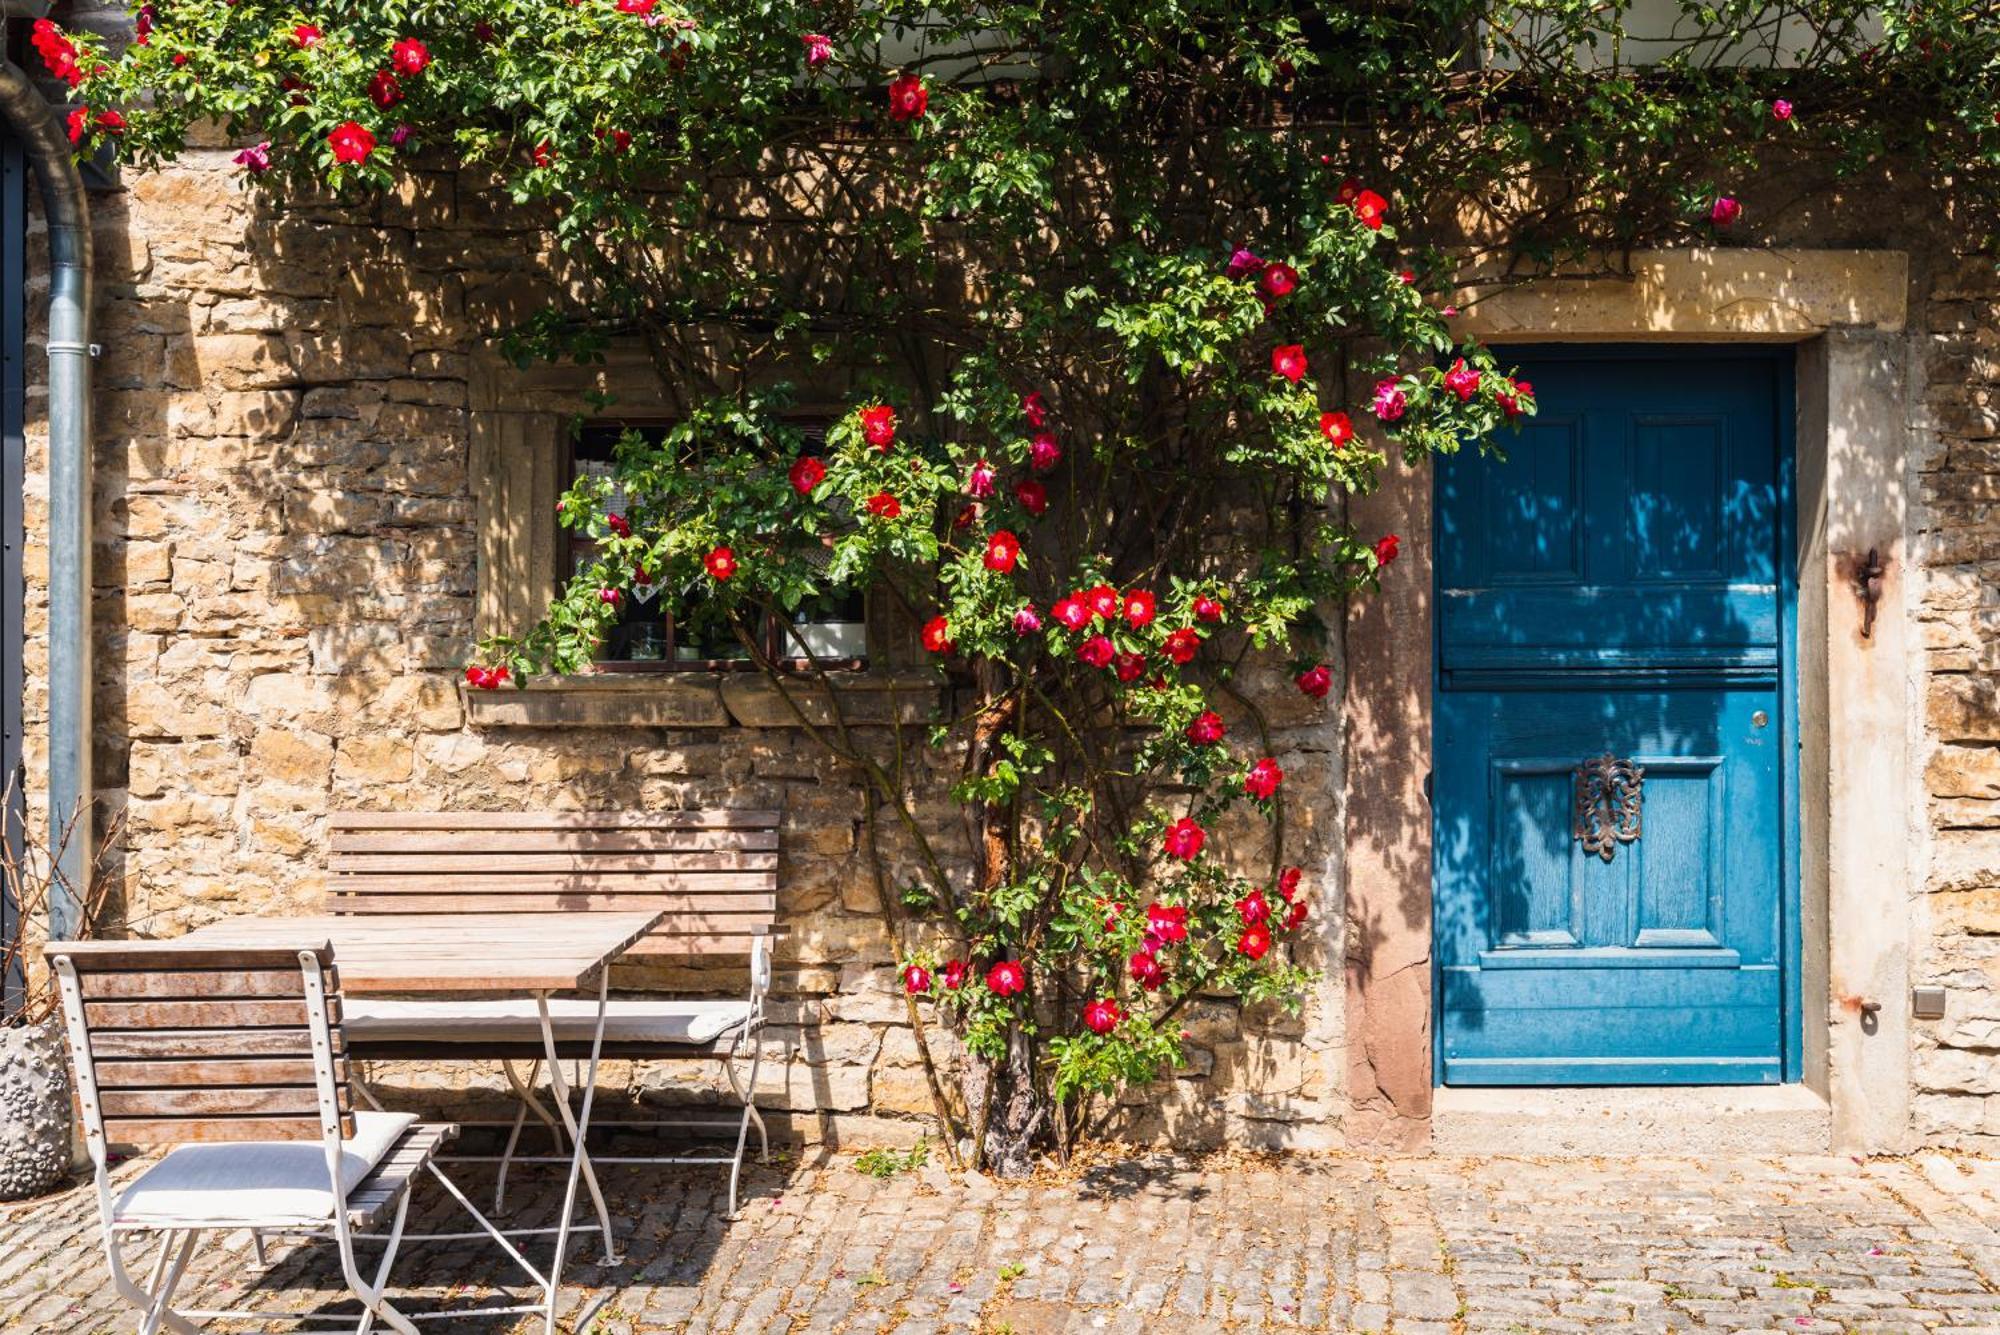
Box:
[536,970,620,1332]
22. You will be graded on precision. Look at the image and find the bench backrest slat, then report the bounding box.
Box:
[326,810,781,957]
[48,942,353,1146]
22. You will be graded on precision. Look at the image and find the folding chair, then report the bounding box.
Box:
[47,939,474,1334]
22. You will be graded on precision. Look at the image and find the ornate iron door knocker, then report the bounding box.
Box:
[1572,753,1643,862]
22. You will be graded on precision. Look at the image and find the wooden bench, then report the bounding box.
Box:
[46,939,462,1333]
[323,809,781,1215]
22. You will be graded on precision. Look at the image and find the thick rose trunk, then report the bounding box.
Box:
[966,679,1047,1175]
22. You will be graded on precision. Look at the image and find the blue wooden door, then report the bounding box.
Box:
[1434,348,1795,1085]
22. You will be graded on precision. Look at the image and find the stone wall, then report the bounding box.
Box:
[1913,256,2000,1149]
[45,147,1348,1149]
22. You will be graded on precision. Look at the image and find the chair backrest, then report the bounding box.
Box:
[325,810,780,956]
[47,941,353,1146]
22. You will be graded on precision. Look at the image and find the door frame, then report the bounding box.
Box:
[1426,343,1803,1088]
[1339,248,1917,1152]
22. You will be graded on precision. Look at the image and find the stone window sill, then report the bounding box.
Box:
[462,670,942,729]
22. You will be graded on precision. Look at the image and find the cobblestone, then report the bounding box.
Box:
[2,1150,1998,1332]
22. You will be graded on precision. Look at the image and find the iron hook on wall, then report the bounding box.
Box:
[1857,547,1887,639]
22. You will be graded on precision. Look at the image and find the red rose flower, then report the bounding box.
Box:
[1021,392,1048,428]
[802,32,833,68]
[1077,634,1115,669]
[368,69,405,109]
[966,458,997,498]
[1443,358,1481,402]
[903,963,931,994]
[921,615,954,654]
[703,546,736,580]
[1272,344,1308,383]
[294,23,323,47]
[1237,889,1271,925]
[1283,898,1309,931]
[391,37,431,76]
[1374,534,1400,566]
[1052,597,1091,631]
[1244,757,1284,800]
[1162,817,1205,861]
[789,455,825,495]
[598,587,621,606]
[1082,998,1122,1035]
[942,959,968,990]
[599,127,633,154]
[1186,710,1226,745]
[1129,951,1165,991]
[1261,262,1299,299]
[328,121,376,165]
[1334,177,1361,205]
[32,20,85,88]
[1295,663,1331,698]
[1353,189,1389,230]
[1710,196,1742,226]
[865,491,901,520]
[1278,866,1303,900]
[1237,924,1273,960]
[531,138,556,168]
[984,530,1021,573]
[1193,595,1224,623]
[618,0,657,11]
[986,959,1026,997]
[1497,378,1533,419]
[1113,651,1146,683]
[1122,589,1156,628]
[859,404,897,450]
[1014,479,1048,515]
[1145,902,1189,945]
[888,73,928,122]
[1320,411,1354,447]
[1086,585,1119,621]
[1163,627,1201,665]
[1028,432,1062,473]
[605,513,630,537]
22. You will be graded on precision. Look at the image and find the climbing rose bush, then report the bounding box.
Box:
[55,0,2000,1171]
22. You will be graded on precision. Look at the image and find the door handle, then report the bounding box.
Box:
[1573,753,1644,862]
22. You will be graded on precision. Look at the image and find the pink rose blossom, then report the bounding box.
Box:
[1371,378,1407,422]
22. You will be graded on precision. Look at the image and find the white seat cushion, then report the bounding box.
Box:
[344,997,752,1046]
[114,1110,416,1229]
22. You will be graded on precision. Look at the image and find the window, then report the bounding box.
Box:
[568,421,868,672]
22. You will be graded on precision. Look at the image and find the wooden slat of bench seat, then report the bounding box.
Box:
[93,1057,321,1089]
[99,1084,352,1119]
[328,872,778,896]
[103,1114,353,1145]
[329,850,777,874]
[331,829,779,854]
[345,1123,456,1228]
[330,811,778,831]
[624,932,784,957]
[88,1028,345,1059]
[330,892,776,915]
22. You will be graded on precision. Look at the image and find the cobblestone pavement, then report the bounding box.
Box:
[4,1148,1999,1333]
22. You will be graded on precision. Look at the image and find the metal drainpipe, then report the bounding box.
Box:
[0,62,91,936]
